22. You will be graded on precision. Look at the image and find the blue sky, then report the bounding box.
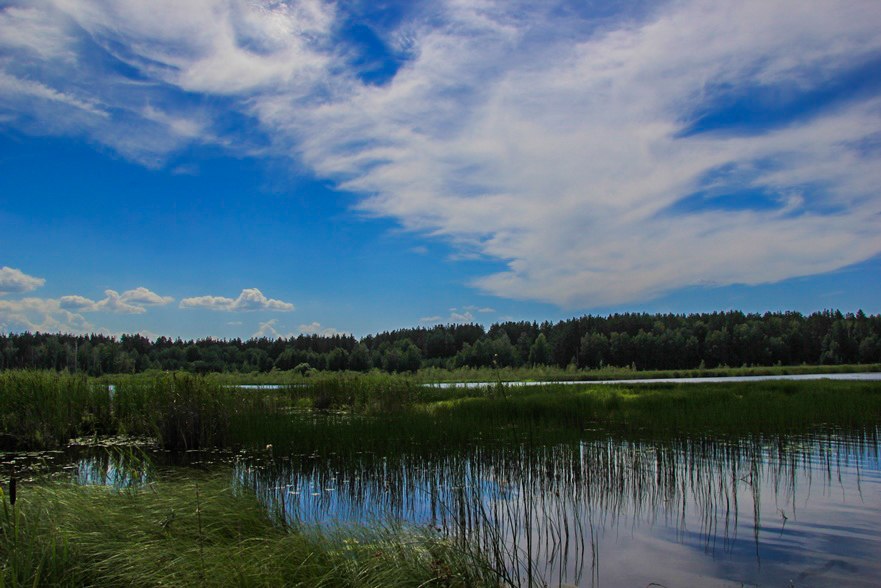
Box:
[1,0,881,339]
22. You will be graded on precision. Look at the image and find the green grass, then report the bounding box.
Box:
[420,380,881,439]
[0,475,500,587]
[0,371,112,449]
[2,370,880,452]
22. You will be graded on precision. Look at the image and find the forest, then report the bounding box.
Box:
[2,310,880,375]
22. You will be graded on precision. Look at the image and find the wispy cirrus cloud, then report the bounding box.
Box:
[180,288,294,312]
[4,0,881,308]
[0,266,45,294]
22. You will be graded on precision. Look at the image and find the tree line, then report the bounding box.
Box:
[1,310,880,375]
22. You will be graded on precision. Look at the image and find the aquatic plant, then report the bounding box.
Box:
[0,475,501,587]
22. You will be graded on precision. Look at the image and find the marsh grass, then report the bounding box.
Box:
[2,370,880,452]
[421,380,881,439]
[0,475,500,587]
[0,371,111,449]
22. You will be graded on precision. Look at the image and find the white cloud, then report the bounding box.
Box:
[254,319,345,339]
[304,0,881,307]
[450,311,475,323]
[93,290,148,314]
[5,1,881,307]
[298,321,342,336]
[118,287,174,306]
[422,307,482,324]
[180,288,294,312]
[0,266,45,294]
[464,305,495,313]
[178,295,236,311]
[0,297,92,333]
[58,295,97,312]
[59,287,173,314]
[253,319,290,339]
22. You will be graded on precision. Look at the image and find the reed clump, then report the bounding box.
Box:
[0,476,499,587]
[295,373,421,413]
[0,371,111,449]
[420,380,881,439]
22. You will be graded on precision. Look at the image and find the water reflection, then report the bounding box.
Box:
[232,430,880,587]
[61,428,881,586]
[73,447,154,488]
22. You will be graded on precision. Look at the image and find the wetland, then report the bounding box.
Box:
[1,371,880,586]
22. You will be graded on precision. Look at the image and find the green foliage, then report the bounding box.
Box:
[527,334,550,366]
[4,310,881,375]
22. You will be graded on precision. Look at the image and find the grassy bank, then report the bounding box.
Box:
[0,475,498,587]
[2,370,880,452]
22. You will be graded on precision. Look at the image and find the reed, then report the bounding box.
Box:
[0,475,499,587]
[421,380,881,439]
[2,370,880,452]
[0,371,111,449]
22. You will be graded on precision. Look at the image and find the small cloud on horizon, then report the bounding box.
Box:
[298,321,344,337]
[421,306,494,325]
[180,288,294,312]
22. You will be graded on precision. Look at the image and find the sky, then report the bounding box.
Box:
[1,0,881,340]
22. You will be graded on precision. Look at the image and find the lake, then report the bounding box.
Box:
[41,423,879,587]
[6,375,880,586]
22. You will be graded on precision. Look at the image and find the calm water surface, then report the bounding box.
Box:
[16,421,880,586]
[229,430,880,587]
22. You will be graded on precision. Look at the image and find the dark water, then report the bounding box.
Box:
[11,429,880,587]
[230,432,881,587]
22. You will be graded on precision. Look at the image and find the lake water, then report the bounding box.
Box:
[232,372,881,391]
[11,376,881,586]
[38,425,879,587]
[426,371,881,388]
[234,431,881,587]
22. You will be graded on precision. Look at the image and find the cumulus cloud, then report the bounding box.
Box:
[59,287,173,314]
[118,287,174,306]
[421,307,488,324]
[0,297,92,333]
[298,321,343,336]
[253,319,290,339]
[0,266,46,294]
[57,295,97,312]
[180,288,294,312]
[1,282,172,333]
[251,319,342,339]
[5,1,881,307]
